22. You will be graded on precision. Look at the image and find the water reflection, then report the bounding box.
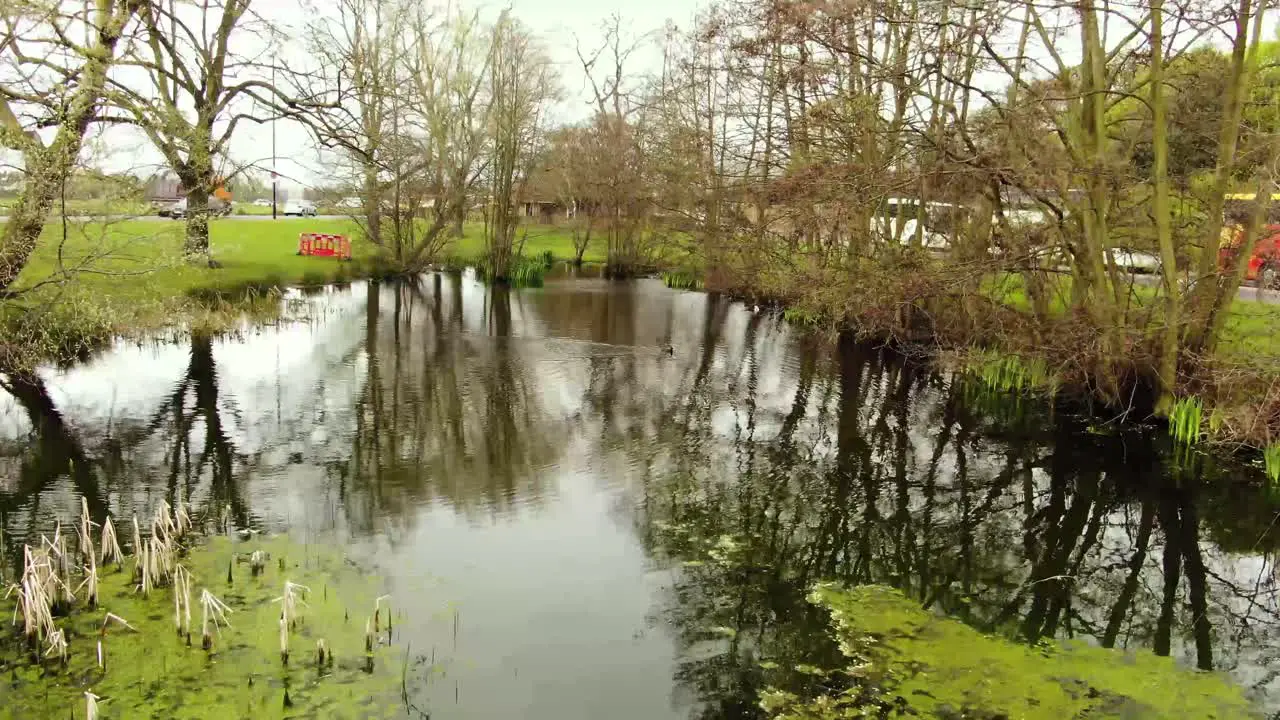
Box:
[1,275,1278,717]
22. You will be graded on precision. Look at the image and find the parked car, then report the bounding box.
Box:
[283,201,317,217]
[253,199,272,207]
[156,197,232,219]
[157,199,185,218]
[1111,249,1161,274]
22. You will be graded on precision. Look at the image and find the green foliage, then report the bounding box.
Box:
[0,534,402,719]
[964,349,1058,394]
[761,584,1258,719]
[661,270,702,290]
[782,306,820,326]
[1169,396,1204,445]
[475,254,545,288]
[541,249,555,268]
[1264,442,1280,485]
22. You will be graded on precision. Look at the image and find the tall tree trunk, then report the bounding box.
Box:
[1185,0,1267,351]
[1151,0,1180,414]
[184,185,211,259]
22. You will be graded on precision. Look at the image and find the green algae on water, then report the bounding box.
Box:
[1,534,402,719]
[761,584,1260,719]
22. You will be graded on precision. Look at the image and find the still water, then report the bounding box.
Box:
[2,272,1279,717]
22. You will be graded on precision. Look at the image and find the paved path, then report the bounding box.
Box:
[17,214,352,222]
[1130,272,1280,304]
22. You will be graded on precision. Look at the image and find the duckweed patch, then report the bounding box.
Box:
[1,533,404,720]
[761,584,1258,719]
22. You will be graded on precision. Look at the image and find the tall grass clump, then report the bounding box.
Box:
[1264,442,1280,485]
[966,349,1058,394]
[661,270,701,290]
[1169,396,1204,445]
[782,306,820,326]
[476,255,545,288]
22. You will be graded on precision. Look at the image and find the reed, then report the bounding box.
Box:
[1265,442,1280,485]
[76,555,99,608]
[661,270,701,290]
[44,627,68,665]
[199,588,233,651]
[374,594,390,633]
[316,638,330,668]
[8,544,56,645]
[250,550,267,577]
[78,497,97,565]
[131,516,142,581]
[153,500,177,545]
[273,580,310,629]
[1169,396,1204,445]
[173,565,192,639]
[85,691,101,720]
[100,516,122,567]
[279,614,290,665]
[175,503,192,538]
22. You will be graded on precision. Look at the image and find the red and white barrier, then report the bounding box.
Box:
[297,233,351,260]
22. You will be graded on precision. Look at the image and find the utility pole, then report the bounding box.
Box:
[271,58,278,220]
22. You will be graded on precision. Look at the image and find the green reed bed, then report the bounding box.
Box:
[1,500,402,719]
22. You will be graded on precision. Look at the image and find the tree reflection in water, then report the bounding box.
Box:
[595,300,1280,716]
[0,277,1277,717]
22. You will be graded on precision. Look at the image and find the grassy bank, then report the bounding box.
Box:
[1,217,613,366]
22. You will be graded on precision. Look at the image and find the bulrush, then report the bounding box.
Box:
[100,517,122,567]
[173,565,193,640]
[374,595,390,633]
[76,555,99,609]
[279,615,289,665]
[175,503,192,538]
[273,580,310,629]
[250,550,267,577]
[44,627,68,665]
[78,498,97,565]
[199,588,233,651]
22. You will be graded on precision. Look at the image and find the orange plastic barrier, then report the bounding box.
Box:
[297,233,351,260]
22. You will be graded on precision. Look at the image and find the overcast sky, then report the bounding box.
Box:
[86,0,707,196]
[79,0,1277,198]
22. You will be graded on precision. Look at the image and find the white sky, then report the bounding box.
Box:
[69,0,1278,197]
[85,0,706,195]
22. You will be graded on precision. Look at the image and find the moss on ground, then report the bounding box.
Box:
[761,584,1258,719]
[0,534,404,720]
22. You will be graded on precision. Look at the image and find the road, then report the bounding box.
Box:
[1130,272,1279,304]
[8,214,352,223]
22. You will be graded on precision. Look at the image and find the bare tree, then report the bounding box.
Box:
[301,0,492,271]
[483,10,552,280]
[0,0,141,293]
[106,0,293,261]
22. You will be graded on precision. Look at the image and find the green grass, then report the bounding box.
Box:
[2,218,376,363]
[13,217,371,299]
[442,224,606,264]
[3,218,618,363]
[984,271,1280,365]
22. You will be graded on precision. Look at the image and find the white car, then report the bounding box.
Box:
[282,201,317,217]
[253,199,272,207]
[1111,249,1161,274]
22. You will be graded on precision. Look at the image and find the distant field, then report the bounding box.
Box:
[9,217,607,302]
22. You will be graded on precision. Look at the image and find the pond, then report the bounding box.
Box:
[1,271,1279,718]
